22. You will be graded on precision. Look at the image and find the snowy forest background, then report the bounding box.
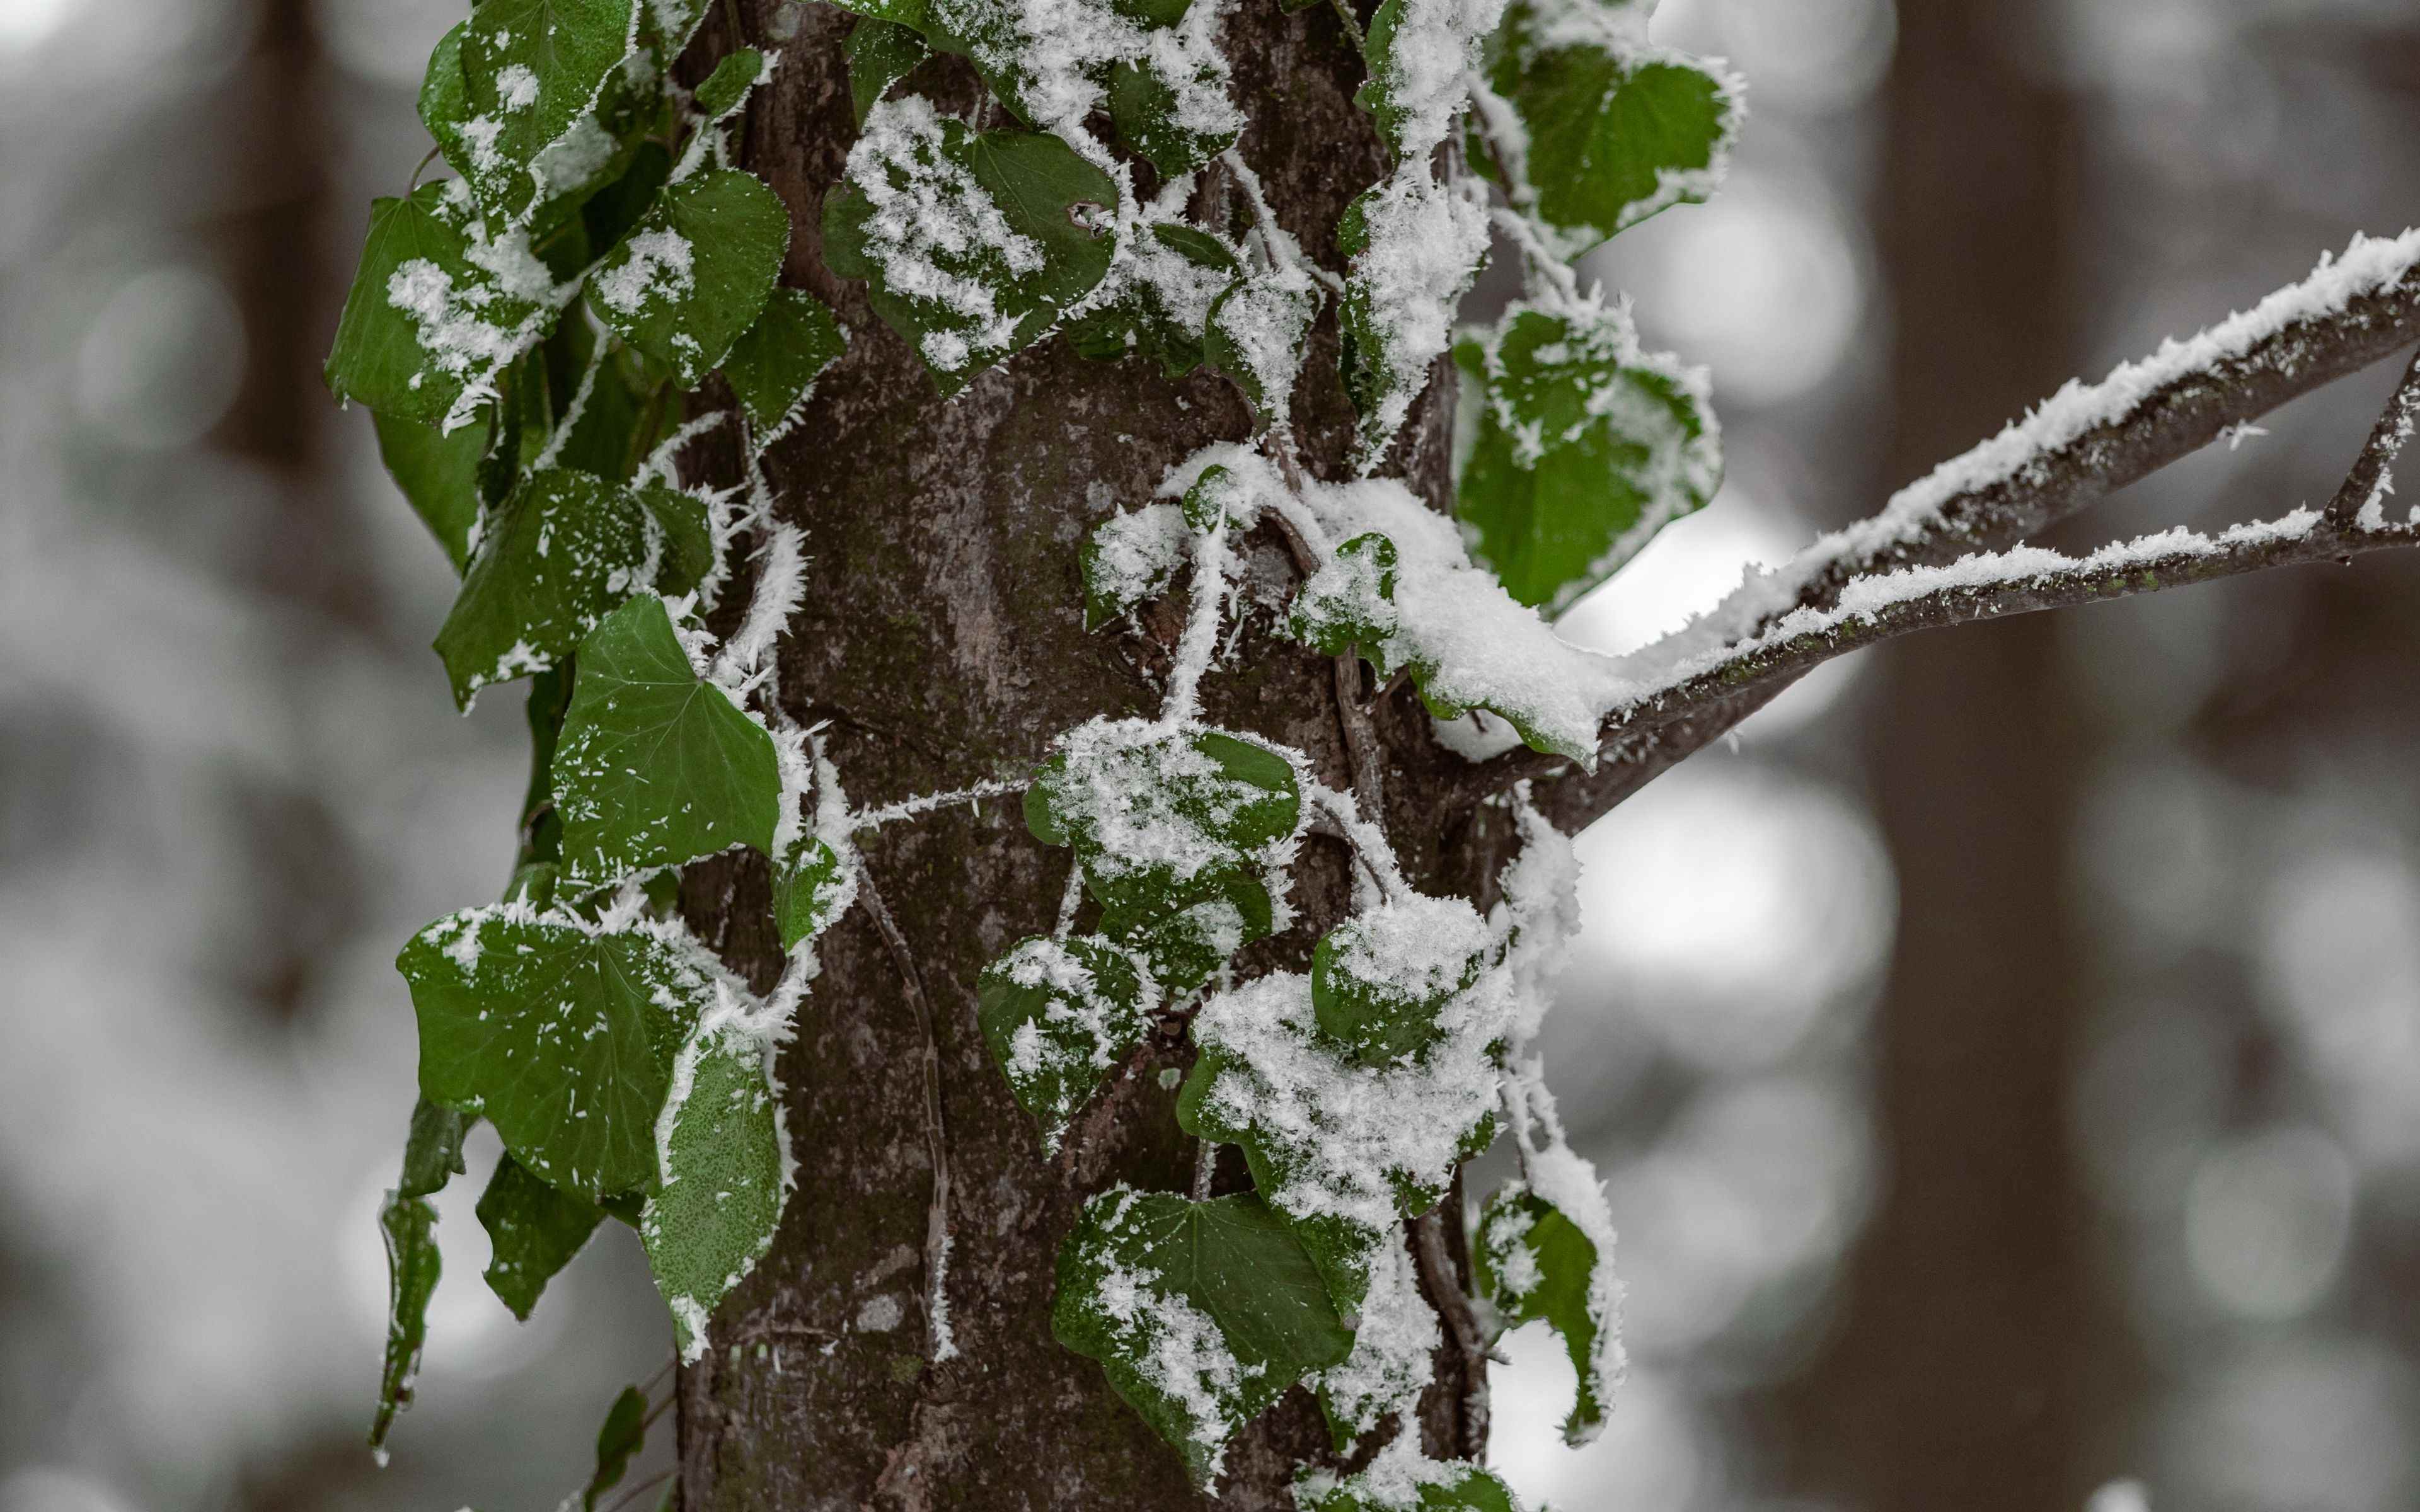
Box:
[3,0,2418,1508]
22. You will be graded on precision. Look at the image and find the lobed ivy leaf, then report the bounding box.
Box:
[1100,864,1274,1000]
[1474,1182,1616,1445]
[1284,532,1398,660]
[584,1386,650,1511]
[977,935,1153,1152]
[1106,47,1240,179]
[1203,265,1319,427]
[374,409,492,573]
[845,17,932,127]
[326,180,559,432]
[1080,501,1188,629]
[1454,302,1720,615]
[478,1149,608,1321]
[457,0,640,226]
[398,1097,471,1199]
[1052,1189,1354,1484]
[1477,4,1740,252]
[773,835,849,953]
[720,287,846,433]
[1310,903,1487,1067]
[433,467,713,707]
[1064,223,1238,380]
[1298,1463,1524,1512]
[400,907,717,1201]
[590,167,792,389]
[551,594,782,890]
[642,1024,788,1362]
[368,1193,441,1461]
[823,100,1117,396]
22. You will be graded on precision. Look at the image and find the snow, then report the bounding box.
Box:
[1371,0,1507,159]
[1346,166,1490,462]
[1313,1225,1438,1440]
[591,227,696,316]
[1086,501,1190,621]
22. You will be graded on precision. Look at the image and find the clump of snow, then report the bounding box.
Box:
[591,227,697,316]
[1345,167,1490,463]
[1086,501,1190,621]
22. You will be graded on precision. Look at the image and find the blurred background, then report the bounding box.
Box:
[1,0,2416,1508]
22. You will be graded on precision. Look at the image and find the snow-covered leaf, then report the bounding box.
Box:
[1102,864,1274,1000]
[1338,168,1486,462]
[822,96,1117,395]
[720,287,844,432]
[584,1385,649,1511]
[398,1097,471,1199]
[326,181,560,431]
[400,907,716,1201]
[1204,264,1319,427]
[1299,1460,1524,1512]
[1285,531,1398,660]
[1066,222,1238,380]
[979,936,1153,1150]
[1052,1188,1354,1484]
[1477,2,1739,252]
[1107,41,1240,178]
[1081,501,1189,628]
[1473,1177,1619,1445]
[553,594,782,889]
[1455,300,1720,615]
[477,1148,606,1320]
[772,835,848,953]
[642,1024,788,1362]
[433,467,712,707]
[1310,900,1487,1067]
[457,0,641,226]
[591,168,791,388]
[369,1193,440,1460]
[846,17,932,126]
[419,23,476,178]
[1354,0,1502,161]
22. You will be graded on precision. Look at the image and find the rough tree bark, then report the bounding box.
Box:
[672,3,1499,1505]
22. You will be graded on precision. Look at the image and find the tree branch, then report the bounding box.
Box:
[2328,346,2420,524]
[1457,231,2420,830]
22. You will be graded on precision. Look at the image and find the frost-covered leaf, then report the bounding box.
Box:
[772,835,848,953]
[1286,532,1398,659]
[1477,0,1740,252]
[822,96,1117,395]
[374,408,493,573]
[1103,864,1274,1000]
[584,1385,649,1511]
[1299,1460,1524,1512]
[1179,462,1236,534]
[1455,300,1720,615]
[399,1096,471,1199]
[846,17,931,126]
[693,47,767,122]
[326,181,562,431]
[433,467,712,707]
[1473,1174,1620,1445]
[400,906,718,1201]
[478,1149,606,1320]
[1354,0,1502,161]
[580,140,674,258]
[1080,501,1188,629]
[368,1193,440,1460]
[1065,222,1238,380]
[1106,41,1240,178]
[978,936,1153,1150]
[553,594,782,889]
[642,1024,788,1362]
[720,287,844,432]
[1310,898,1488,1067]
[456,0,640,226]
[1052,1188,1354,1484]
[591,168,791,388]
[1338,169,1487,462]
[1204,264,1319,427]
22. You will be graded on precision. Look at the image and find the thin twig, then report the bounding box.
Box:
[1411,1209,1490,1460]
[857,871,957,1363]
[1259,437,1390,821]
[2327,346,2420,524]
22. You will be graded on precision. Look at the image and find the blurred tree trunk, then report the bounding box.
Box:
[1775,3,2098,1505]
[670,3,1490,1507]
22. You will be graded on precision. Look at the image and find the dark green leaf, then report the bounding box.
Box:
[1299,1463,1523,1512]
[584,1386,650,1511]
[1053,1189,1354,1484]
[458,0,641,225]
[368,1193,440,1462]
[822,105,1117,395]
[846,18,930,125]
[1309,900,1487,1067]
[398,1097,470,1199]
[591,168,792,388]
[1179,462,1234,533]
[978,936,1152,1150]
[1064,224,1236,381]
[552,594,782,889]
[1101,865,1273,1000]
[1284,532,1397,659]
[773,835,848,953]
[642,1025,788,1361]
[433,467,712,706]
[1203,266,1318,425]
[478,1149,608,1320]
[374,408,492,573]
[580,142,674,259]
[693,47,767,122]
[1107,52,1239,178]
[720,287,845,432]
[420,23,475,175]
[1475,1182,1613,1445]
[400,907,718,1200]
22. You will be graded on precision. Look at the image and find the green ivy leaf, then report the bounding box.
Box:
[400,907,717,1201]
[1052,1189,1354,1484]
[1474,1181,1616,1446]
[1026,726,1301,860]
[432,467,712,707]
[1336,171,1485,462]
[398,1097,471,1199]
[1299,1463,1524,1512]
[1101,865,1273,1000]
[642,1024,788,1361]
[591,168,792,389]
[1309,903,1487,1067]
[1203,266,1318,427]
[1080,502,1188,629]
[420,22,476,175]
[720,287,845,432]
[1455,302,1720,615]
[1106,51,1239,178]
[374,408,493,573]
[326,181,558,431]
[1178,462,1235,534]
[823,100,1117,396]
[773,835,849,953]
[457,0,640,226]
[846,17,931,126]
[977,936,1152,1152]
[368,1193,441,1462]
[584,1385,650,1511]
[552,594,782,890]
[580,141,675,258]
[1478,6,1739,251]
[477,1149,608,1320]
[1284,532,1398,659]
[1064,223,1238,380]
[693,47,767,122]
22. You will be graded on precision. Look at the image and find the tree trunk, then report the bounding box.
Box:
[672,3,1490,1504]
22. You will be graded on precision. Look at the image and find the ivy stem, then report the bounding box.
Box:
[858,870,959,1363]
[406,144,441,193]
[1327,0,1367,53]
[1192,1139,1217,1201]
[1413,1208,1492,1458]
